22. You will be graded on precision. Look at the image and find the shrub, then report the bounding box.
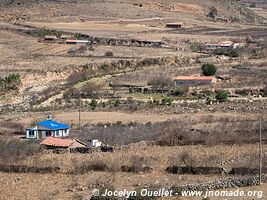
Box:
[207,6,218,18]
[171,88,188,96]
[227,49,240,58]
[201,63,217,76]
[215,49,240,58]
[90,99,98,109]
[262,85,267,97]
[153,99,160,105]
[74,33,83,40]
[139,58,161,66]
[190,42,204,52]
[104,51,114,57]
[161,97,173,105]
[95,37,101,43]
[215,90,228,102]
[206,95,214,105]
[0,73,21,93]
[114,99,120,107]
[250,2,256,8]
[249,48,265,59]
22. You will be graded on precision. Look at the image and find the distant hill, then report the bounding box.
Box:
[0,0,262,23]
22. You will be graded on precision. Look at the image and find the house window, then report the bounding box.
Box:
[54,131,59,137]
[28,130,35,137]
[46,131,52,137]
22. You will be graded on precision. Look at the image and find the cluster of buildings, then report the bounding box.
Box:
[43,35,91,45]
[25,118,102,150]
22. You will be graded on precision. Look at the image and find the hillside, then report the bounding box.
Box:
[0,0,262,23]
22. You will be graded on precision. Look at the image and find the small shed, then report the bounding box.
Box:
[44,35,57,41]
[166,22,185,29]
[60,34,72,40]
[65,39,90,45]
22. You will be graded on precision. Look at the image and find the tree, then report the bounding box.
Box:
[250,3,256,8]
[114,99,120,107]
[263,85,267,97]
[161,97,173,105]
[104,51,113,57]
[215,90,228,102]
[90,98,98,109]
[201,63,217,76]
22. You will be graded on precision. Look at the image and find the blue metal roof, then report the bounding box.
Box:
[35,120,69,130]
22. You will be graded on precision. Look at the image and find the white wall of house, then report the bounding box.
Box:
[26,127,70,139]
[26,129,37,139]
[42,131,46,138]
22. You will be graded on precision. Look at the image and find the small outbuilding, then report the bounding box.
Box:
[166,22,185,29]
[65,39,90,45]
[44,35,58,41]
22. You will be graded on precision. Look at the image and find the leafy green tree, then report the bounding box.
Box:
[201,63,217,76]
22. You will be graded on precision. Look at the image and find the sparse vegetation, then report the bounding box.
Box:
[161,97,173,105]
[0,138,42,164]
[0,73,21,94]
[171,88,188,97]
[148,76,174,89]
[190,42,204,52]
[25,28,63,38]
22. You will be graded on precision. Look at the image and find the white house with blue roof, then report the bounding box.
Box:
[25,120,70,139]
